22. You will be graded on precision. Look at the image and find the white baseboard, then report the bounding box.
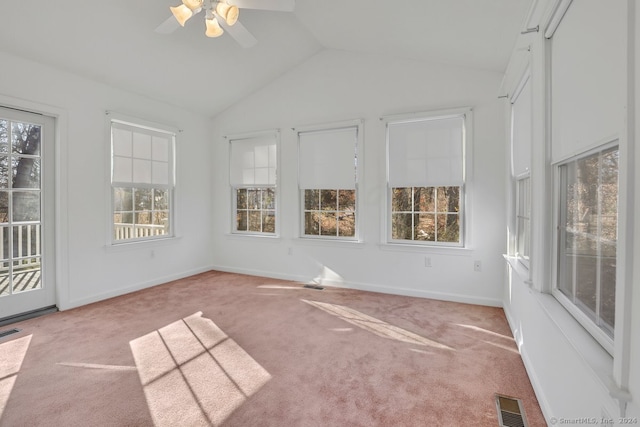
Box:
[210,264,503,307]
[59,265,215,310]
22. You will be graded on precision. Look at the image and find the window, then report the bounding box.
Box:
[298,125,358,239]
[229,132,277,235]
[511,72,532,266]
[110,117,175,243]
[515,177,530,263]
[555,146,618,342]
[387,113,466,245]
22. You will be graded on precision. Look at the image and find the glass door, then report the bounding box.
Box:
[0,106,55,321]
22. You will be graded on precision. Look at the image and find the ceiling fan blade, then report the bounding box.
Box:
[228,0,294,12]
[155,15,180,34]
[221,20,257,48]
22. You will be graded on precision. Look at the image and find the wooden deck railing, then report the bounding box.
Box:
[114,223,167,240]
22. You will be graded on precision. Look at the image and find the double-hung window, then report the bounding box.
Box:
[229,132,278,235]
[548,0,624,351]
[298,124,359,239]
[110,116,175,243]
[511,72,532,266]
[556,147,618,341]
[387,112,466,245]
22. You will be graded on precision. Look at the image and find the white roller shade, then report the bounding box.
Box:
[388,116,464,188]
[230,135,277,186]
[112,122,173,186]
[298,126,357,190]
[550,0,624,163]
[512,75,532,177]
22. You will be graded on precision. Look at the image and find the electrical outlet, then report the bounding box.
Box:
[287,247,293,256]
[474,260,481,272]
[425,257,432,268]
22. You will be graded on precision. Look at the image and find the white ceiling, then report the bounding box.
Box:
[0,0,531,118]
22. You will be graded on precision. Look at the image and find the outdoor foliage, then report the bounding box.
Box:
[236,187,276,233]
[391,186,460,243]
[559,148,618,335]
[303,189,355,237]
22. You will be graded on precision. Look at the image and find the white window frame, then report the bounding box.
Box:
[296,120,362,241]
[552,142,618,354]
[515,175,531,268]
[384,108,470,247]
[228,130,279,236]
[510,70,532,268]
[108,112,176,245]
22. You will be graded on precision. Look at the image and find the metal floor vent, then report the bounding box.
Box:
[303,284,324,290]
[495,394,528,427]
[0,328,22,339]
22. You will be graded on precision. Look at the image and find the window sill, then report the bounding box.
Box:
[294,237,365,249]
[503,254,532,286]
[105,235,182,253]
[378,243,472,256]
[224,233,280,240]
[532,290,631,411]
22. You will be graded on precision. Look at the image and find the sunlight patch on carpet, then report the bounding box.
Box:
[0,334,32,418]
[302,299,453,350]
[130,312,271,427]
[57,362,137,371]
[454,324,515,341]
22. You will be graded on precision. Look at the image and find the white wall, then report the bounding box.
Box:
[0,50,213,310]
[503,0,640,423]
[211,49,507,306]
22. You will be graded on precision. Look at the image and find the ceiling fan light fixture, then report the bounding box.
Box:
[182,0,204,11]
[170,4,194,26]
[216,2,239,26]
[205,17,224,37]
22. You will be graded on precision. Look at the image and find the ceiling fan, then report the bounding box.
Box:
[155,0,295,48]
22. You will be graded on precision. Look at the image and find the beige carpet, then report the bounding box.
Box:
[0,271,545,426]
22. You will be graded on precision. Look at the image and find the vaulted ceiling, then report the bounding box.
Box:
[0,0,531,117]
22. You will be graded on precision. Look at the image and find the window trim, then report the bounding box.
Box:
[106,111,177,246]
[383,108,471,247]
[227,130,280,237]
[551,140,618,355]
[515,174,531,269]
[295,119,363,241]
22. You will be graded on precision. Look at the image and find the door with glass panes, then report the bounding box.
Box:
[0,107,55,320]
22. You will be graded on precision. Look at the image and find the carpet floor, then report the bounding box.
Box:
[0,270,545,426]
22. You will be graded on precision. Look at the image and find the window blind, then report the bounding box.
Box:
[112,122,173,186]
[229,135,277,186]
[550,0,624,163]
[512,75,532,177]
[298,126,357,190]
[388,116,464,188]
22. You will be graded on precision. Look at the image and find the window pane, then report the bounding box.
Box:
[338,189,356,211]
[247,189,260,210]
[415,213,435,241]
[114,187,133,211]
[0,226,8,260]
[304,189,319,210]
[392,213,413,240]
[135,211,151,225]
[248,211,261,232]
[438,214,460,242]
[11,123,41,156]
[12,192,40,222]
[154,189,169,210]
[12,157,41,189]
[152,211,169,228]
[305,212,320,235]
[262,188,275,210]
[319,212,337,236]
[338,212,355,237]
[237,211,248,231]
[415,187,434,212]
[262,211,275,233]
[320,190,337,211]
[600,241,616,331]
[135,188,152,211]
[0,156,8,189]
[392,188,412,212]
[437,187,460,213]
[0,191,7,223]
[575,234,597,315]
[237,188,247,210]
